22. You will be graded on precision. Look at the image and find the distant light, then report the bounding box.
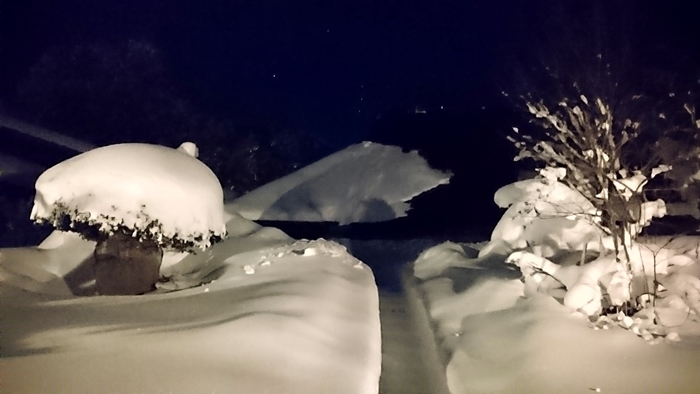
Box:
[273,74,276,78]
[440,105,443,109]
[360,97,363,101]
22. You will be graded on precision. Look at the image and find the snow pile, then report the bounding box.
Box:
[1,213,381,393]
[228,141,451,224]
[31,143,226,250]
[479,168,603,257]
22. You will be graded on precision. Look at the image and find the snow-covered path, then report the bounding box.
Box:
[378,289,449,394]
[336,237,451,393]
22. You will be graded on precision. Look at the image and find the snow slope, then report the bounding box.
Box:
[227,142,451,225]
[0,213,381,394]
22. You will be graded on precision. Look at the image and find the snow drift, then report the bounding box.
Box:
[227,141,451,225]
[0,213,381,394]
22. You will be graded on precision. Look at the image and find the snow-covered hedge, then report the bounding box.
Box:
[31,143,227,251]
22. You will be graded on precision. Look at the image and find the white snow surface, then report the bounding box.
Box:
[411,241,700,394]
[481,177,603,258]
[31,143,227,249]
[409,172,700,393]
[227,141,451,224]
[0,214,381,393]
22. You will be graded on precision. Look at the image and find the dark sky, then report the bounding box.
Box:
[1,0,698,232]
[1,0,698,146]
[1,0,522,144]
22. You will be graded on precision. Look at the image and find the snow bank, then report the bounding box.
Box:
[410,242,700,394]
[31,143,226,250]
[0,214,381,394]
[228,142,451,225]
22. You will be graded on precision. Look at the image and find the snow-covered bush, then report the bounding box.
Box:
[501,75,700,327]
[31,142,227,295]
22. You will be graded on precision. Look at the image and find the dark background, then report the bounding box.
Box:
[1,0,698,244]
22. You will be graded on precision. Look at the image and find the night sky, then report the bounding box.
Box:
[2,0,513,145]
[1,0,698,235]
[2,1,698,143]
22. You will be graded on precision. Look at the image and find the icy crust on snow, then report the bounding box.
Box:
[410,242,700,394]
[31,143,226,250]
[0,214,381,394]
[228,141,451,224]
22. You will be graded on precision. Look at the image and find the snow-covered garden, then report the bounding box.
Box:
[2,92,699,393]
[412,177,700,392]
[1,140,447,393]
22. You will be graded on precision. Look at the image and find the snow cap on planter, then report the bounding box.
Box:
[31,142,227,251]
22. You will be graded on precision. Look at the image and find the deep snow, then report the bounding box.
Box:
[410,171,700,394]
[1,214,381,394]
[5,138,700,394]
[411,241,700,393]
[228,141,451,225]
[1,141,396,393]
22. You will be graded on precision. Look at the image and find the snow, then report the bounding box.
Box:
[480,174,603,258]
[3,140,392,393]
[0,213,381,393]
[31,143,227,250]
[411,241,700,394]
[227,141,451,225]
[6,136,700,393]
[409,171,700,393]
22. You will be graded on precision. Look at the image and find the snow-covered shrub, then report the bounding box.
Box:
[31,142,227,295]
[489,0,700,342]
[501,78,700,326]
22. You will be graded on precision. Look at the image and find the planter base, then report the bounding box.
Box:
[94,232,163,295]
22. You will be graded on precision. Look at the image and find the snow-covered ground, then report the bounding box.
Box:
[1,214,381,393]
[411,241,700,393]
[1,141,391,394]
[6,137,699,394]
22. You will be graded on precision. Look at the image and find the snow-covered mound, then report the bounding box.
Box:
[228,141,451,225]
[31,143,226,250]
[480,172,603,258]
[0,214,381,393]
[410,242,700,394]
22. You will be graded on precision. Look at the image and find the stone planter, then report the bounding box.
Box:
[94,232,163,295]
